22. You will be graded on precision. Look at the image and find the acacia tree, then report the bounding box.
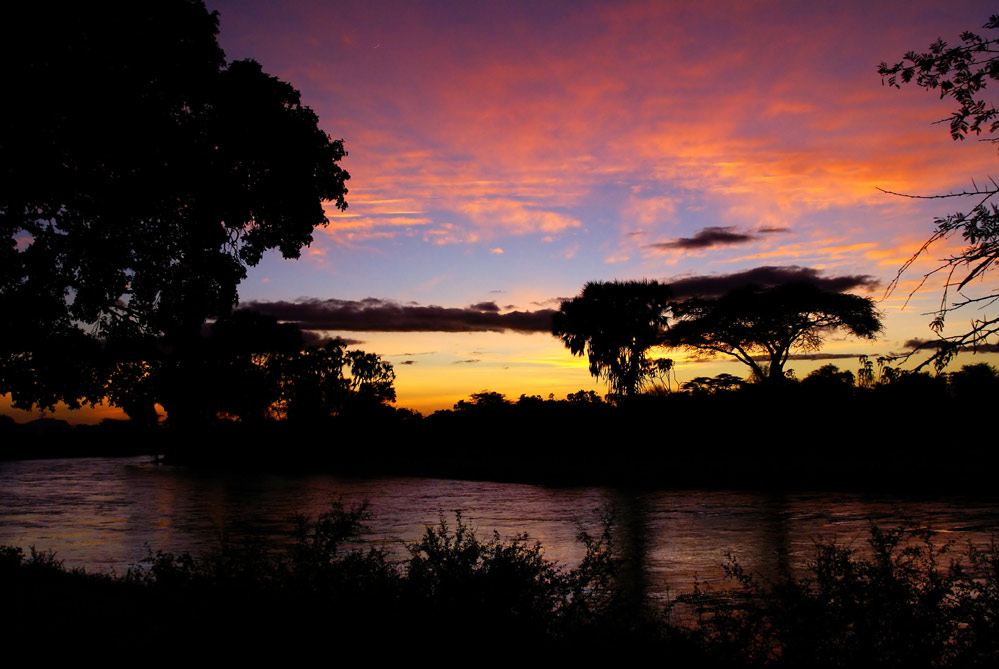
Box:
[879,15,999,371]
[662,282,883,384]
[0,2,349,417]
[552,280,673,396]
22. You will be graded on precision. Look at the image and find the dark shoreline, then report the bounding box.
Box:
[3,505,998,664]
[1,388,990,495]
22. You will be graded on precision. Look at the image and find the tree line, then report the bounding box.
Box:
[1,309,397,426]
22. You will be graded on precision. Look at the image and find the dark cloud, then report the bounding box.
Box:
[470,301,501,313]
[904,338,945,350]
[453,359,480,364]
[397,360,417,365]
[904,338,999,353]
[781,352,871,361]
[300,331,364,347]
[757,225,791,234]
[647,226,756,251]
[666,265,879,298]
[532,297,565,307]
[686,352,869,363]
[241,298,556,334]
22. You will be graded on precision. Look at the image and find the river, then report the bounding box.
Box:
[3,456,998,602]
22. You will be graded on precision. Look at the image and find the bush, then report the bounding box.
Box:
[121,502,635,650]
[8,508,996,663]
[680,523,999,668]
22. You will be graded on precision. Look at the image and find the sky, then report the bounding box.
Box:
[6,0,999,422]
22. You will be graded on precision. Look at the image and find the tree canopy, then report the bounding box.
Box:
[273,339,396,423]
[552,280,673,396]
[879,14,999,370]
[0,1,349,413]
[662,282,883,383]
[107,312,396,425]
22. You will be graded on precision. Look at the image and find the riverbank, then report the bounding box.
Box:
[0,391,989,493]
[4,507,998,665]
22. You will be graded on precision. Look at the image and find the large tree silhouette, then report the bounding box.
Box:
[274,341,396,422]
[663,282,883,384]
[0,2,349,416]
[553,280,673,396]
[879,15,999,370]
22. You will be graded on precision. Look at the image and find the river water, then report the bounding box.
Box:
[2,456,998,602]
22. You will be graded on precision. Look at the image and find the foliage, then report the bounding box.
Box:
[682,523,999,668]
[288,500,372,569]
[284,501,397,597]
[206,310,305,422]
[0,545,66,573]
[273,339,396,422]
[133,504,628,646]
[6,513,999,662]
[948,362,999,402]
[405,512,564,634]
[879,15,999,371]
[0,1,349,411]
[857,354,899,390]
[39,308,397,424]
[566,389,605,403]
[682,373,746,395]
[664,282,883,384]
[801,364,856,393]
[452,390,512,411]
[553,280,673,396]
[109,319,396,423]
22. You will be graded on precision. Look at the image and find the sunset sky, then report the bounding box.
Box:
[6,0,999,421]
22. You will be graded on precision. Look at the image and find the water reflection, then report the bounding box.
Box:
[2,456,998,598]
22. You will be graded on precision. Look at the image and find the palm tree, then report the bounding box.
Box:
[552,280,672,396]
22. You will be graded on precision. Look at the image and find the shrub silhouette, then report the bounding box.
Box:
[680,523,999,668]
[5,510,999,663]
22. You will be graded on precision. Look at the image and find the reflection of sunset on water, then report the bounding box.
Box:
[5,457,999,601]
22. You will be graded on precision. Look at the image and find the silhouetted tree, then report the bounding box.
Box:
[801,364,856,395]
[565,390,604,404]
[804,364,855,386]
[0,330,105,414]
[681,373,746,395]
[664,282,883,384]
[553,280,673,396]
[879,15,999,371]
[453,391,511,411]
[0,2,349,415]
[104,349,162,425]
[857,354,899,390]
[206,310,305,422]
[99,310,308,423]
[948,362,999,402]
[275,341,395,422]
[516,394,546,408]
[342,349,397,408]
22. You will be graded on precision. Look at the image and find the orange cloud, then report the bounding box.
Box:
[458,200,581,236]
